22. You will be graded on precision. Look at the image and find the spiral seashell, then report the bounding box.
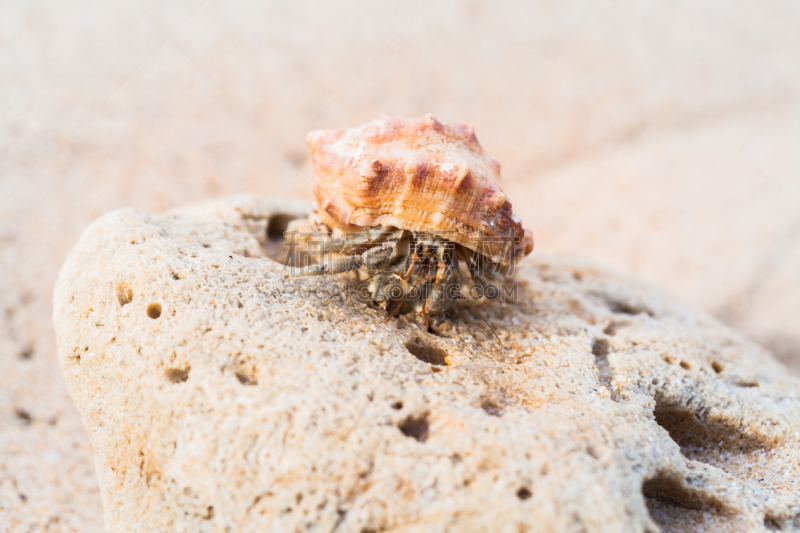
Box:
[306,114,533,265]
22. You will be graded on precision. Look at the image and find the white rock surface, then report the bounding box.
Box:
[54,196,800,532]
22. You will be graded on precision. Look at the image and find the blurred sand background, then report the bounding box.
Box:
[1,0,799,530]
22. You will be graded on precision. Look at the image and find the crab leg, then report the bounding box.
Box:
[362,243,398,270]
[385,296,405,321]
[400,241,424,280]
[319,226,394,254]
[433,247,449,290]
[385,271,431,322]
[421,299,431,330]
[289,255,363,277]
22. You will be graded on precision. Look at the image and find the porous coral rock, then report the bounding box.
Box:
[53,196,800,532]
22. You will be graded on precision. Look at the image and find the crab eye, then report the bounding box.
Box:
[498,217,511,229]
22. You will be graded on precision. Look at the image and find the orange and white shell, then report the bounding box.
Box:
[306,114,533,265]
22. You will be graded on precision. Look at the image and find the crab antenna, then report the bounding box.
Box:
[456,294,503,347]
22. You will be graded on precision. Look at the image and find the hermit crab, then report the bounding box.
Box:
[286,114,533,341]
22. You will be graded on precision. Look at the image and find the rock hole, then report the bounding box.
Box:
[643,471,724,513]
[397,413,429,442]
[15,409,32,426]
[735,379,759,388]
[516,487,532,500]
[644,470,739,533]
[592,339,614,393]
[481,399,504,417]
[333,509,347,529]
[764,516,782,531]
[586,443,600,459]
[166,367,190,383]
[204,506,214,520]
[711,361,724,373]
[264,213,304,264]
[405,338,447,366]
[19,347,32,360]
[146,302,162,319]
[592,338,610,357]
[603,321,629,336]
[391,401,403,410]
[679,360,691,370]
[266,213,298,240]
[604,296,653,317]
[653,398,771,453]
[236,372,257,386]
[116,281,133,307]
